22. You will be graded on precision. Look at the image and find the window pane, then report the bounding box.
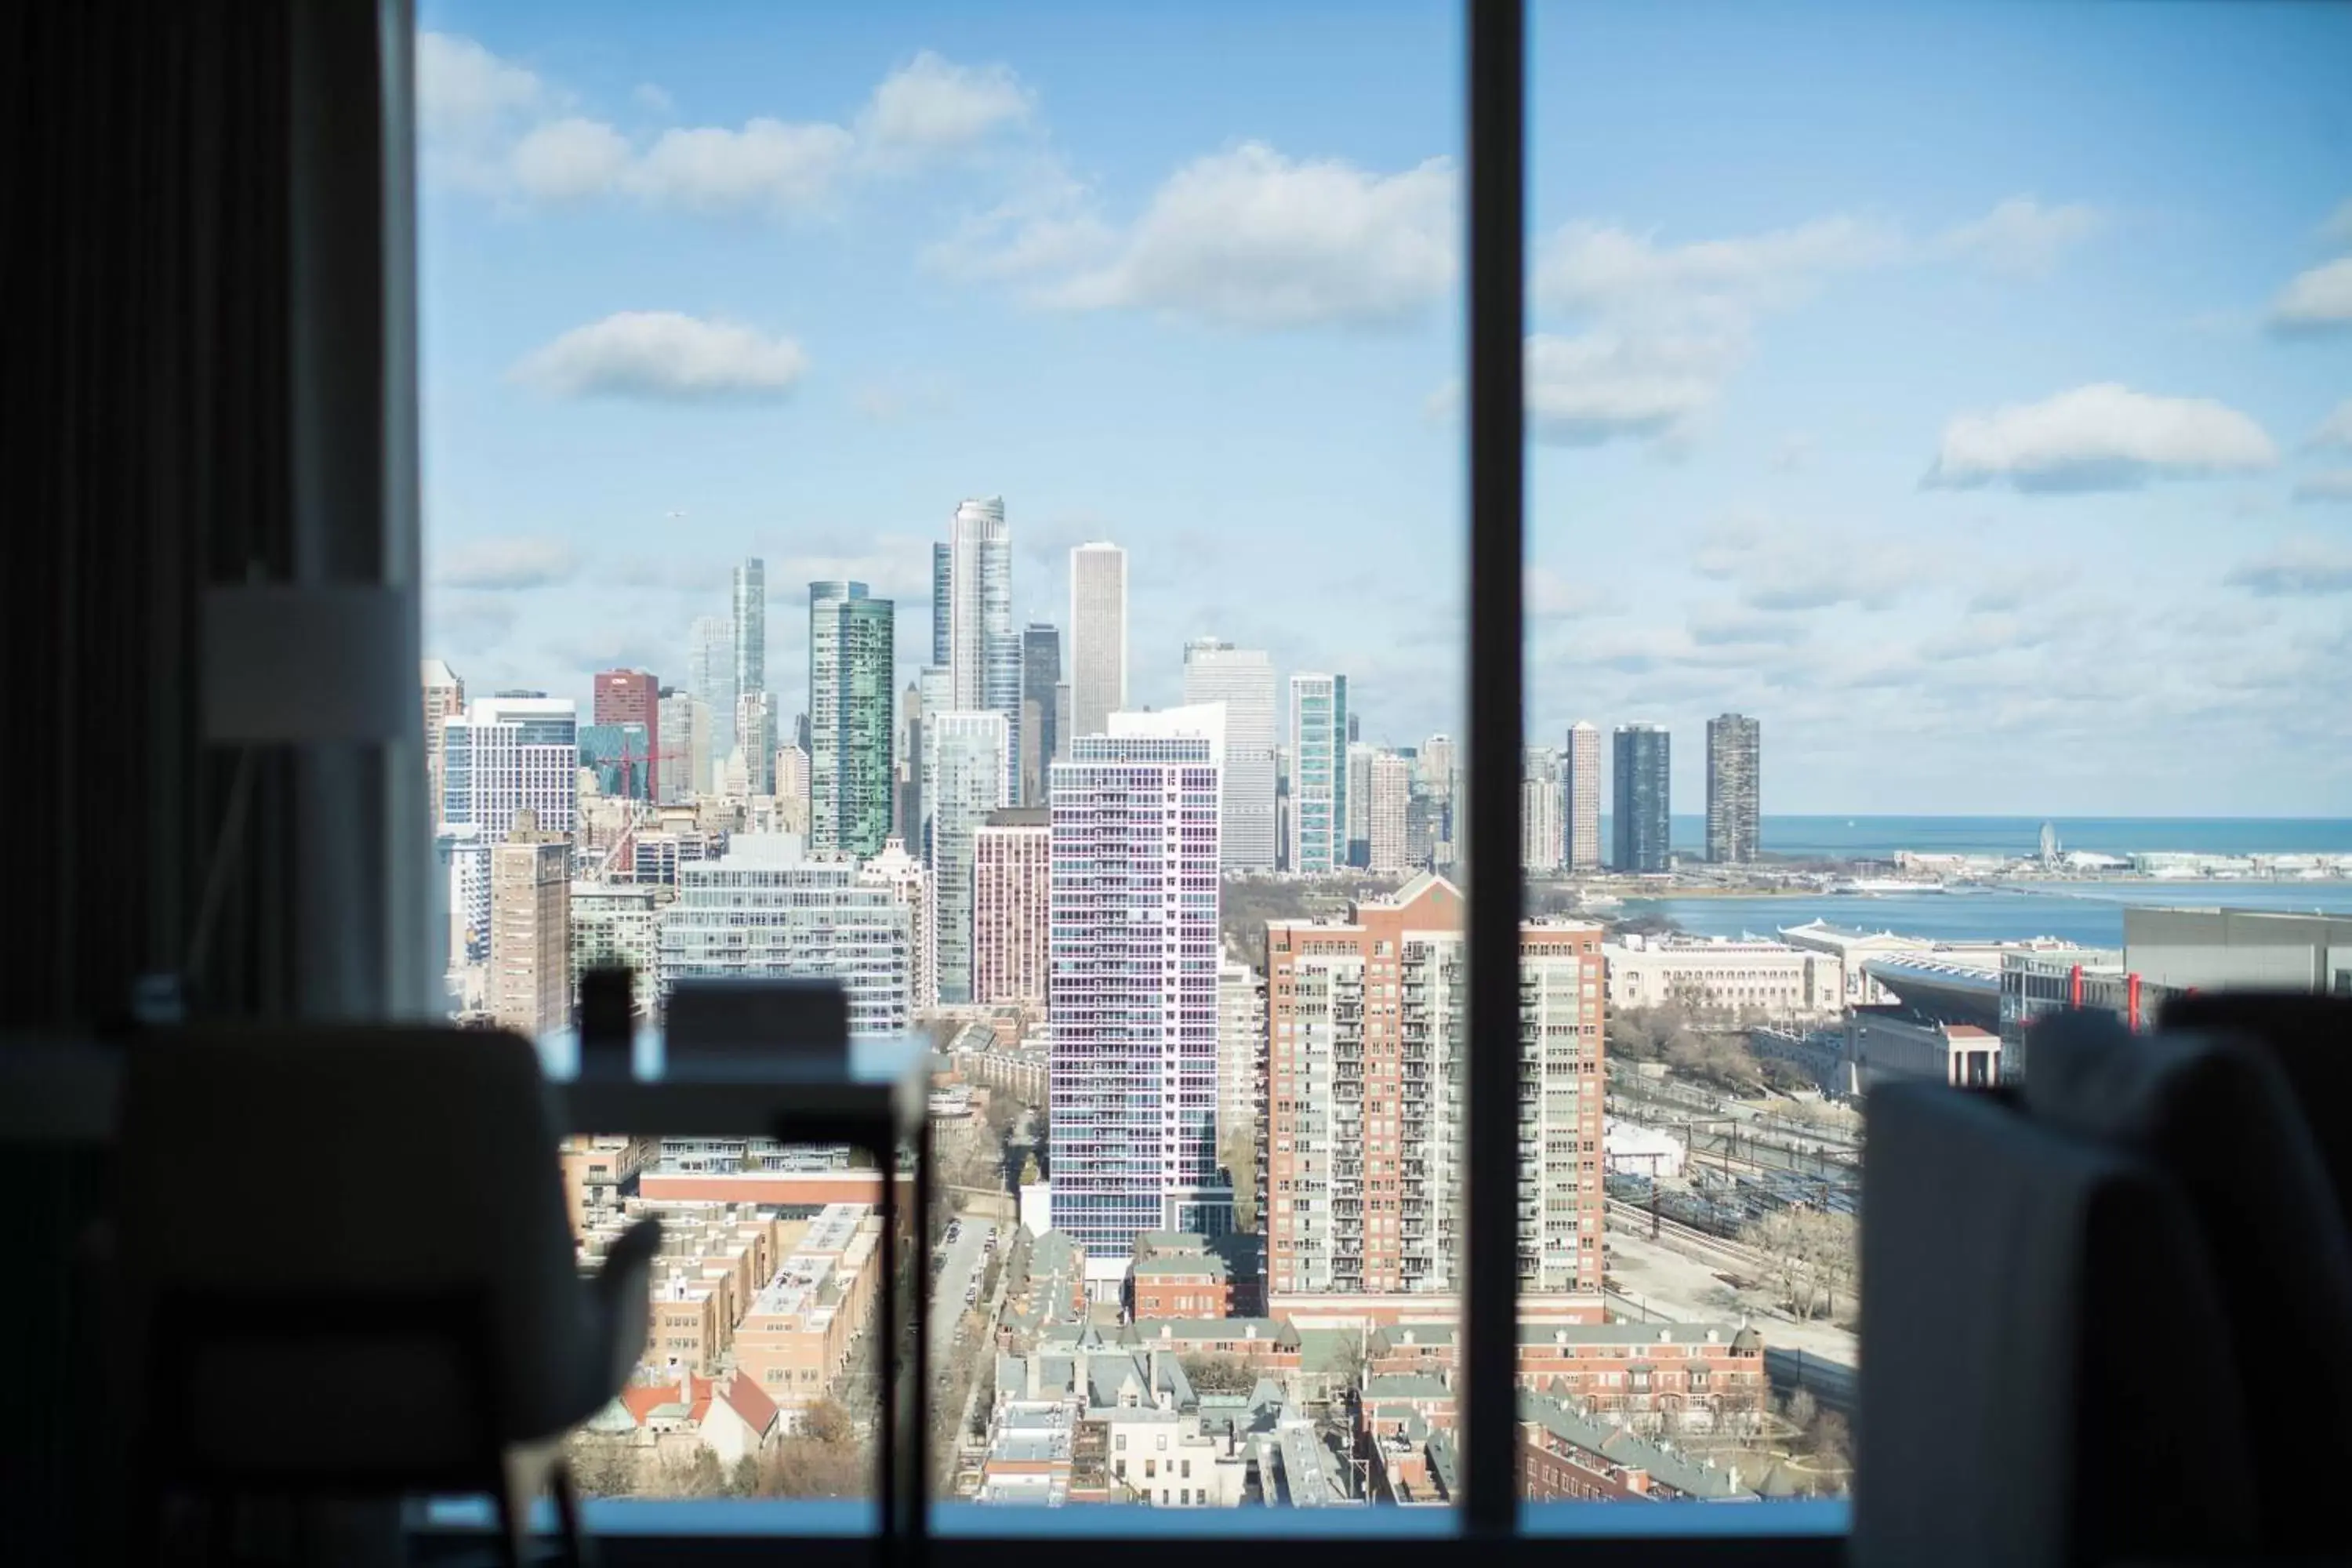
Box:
[1528,0,2352,1504]
[416,0,1467,1517]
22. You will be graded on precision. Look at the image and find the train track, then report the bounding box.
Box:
[1605,1198,1767,1277]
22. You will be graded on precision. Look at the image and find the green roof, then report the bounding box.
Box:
[1363,1374,1453,1400]
[1132,1255,1228,1279]
[1128,1316,1295,1346]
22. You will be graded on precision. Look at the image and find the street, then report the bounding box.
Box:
[927,1213,996,1385]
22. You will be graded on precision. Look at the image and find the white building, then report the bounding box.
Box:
[1367,751,1411,875]
[1345,742,1377,866]
[1048,731,1229,1253]
[656,835,912,1036]
[924,710,1010,1004]
[441,693,579,838]
[857,837,937,1012]
[688,614,736,764]
[1068,542,1127,742]
[1602,935,1842,1019]
[1521,746,1564,873]
[656,687,709,803]
[1181,640,1278,871]
[1565,721,1602,872]
[1215,958,1265,1155]
[1777,920,1941,1007]
[945,499,1021,799]
[570,881,666,1014]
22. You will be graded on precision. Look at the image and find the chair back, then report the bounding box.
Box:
[115,1027,586,1478]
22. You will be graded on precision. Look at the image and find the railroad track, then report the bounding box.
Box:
[1605,1198,1766,1276]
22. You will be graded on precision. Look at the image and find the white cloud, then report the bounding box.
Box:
[2270,257,2352,334]
[1693,514,1920,612]
[2292,469,2352,504]
[2323,198,2352,247]
[2313,400,2352,449]
[514,312,811,401]
[859,51,1033,158]
[633,83,674,115]
[1524,328,1744,445]
[416,31,545,139]
[426,596,521,656]
[2225,535,2352,596]
[1926,383,2278,492]
[624,120,856,214]
[1526,565,1603,620]
[1689,608,1806,647]
[1534,215,1901,316]
[982,143,1457,328]
[1932,198,2104,277]
[510,118,633,201]
[433,537,578,590]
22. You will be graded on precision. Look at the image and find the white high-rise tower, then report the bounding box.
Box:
[1068,542,1127,742]
[1183,639,1277,871]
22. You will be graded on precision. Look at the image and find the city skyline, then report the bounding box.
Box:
[418,4,2351,816]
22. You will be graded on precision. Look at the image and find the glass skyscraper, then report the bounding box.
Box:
[1613,721,1672,873]
[945,498,1020,801]
[1183,639,1277,870]
[923,710,1008,1004]
[1048,731,1229,1253]
[1706,712,1762,864]
[808,581,895,858]
[578,721,652,800]
[1019,622,1060,808]
[1287,673,1348,873]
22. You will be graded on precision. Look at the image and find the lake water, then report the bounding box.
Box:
[1624,880,2352,947]
[1609,815,2352,862]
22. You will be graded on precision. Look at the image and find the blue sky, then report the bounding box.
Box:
[417,0,2352,816]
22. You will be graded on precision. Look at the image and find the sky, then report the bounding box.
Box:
[416,0,2352,818]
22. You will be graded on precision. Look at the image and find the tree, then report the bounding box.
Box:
[1220,1128,1258,1232]
[1181,1354,1258,1396]
[757,1400,868,1497]
[728,1455,759,1497]
[1018,1152,1042,1189]
[568,1437,638,1498]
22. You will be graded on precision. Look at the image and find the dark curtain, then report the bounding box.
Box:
[2,0,298,1034]
[2,5,307,1559]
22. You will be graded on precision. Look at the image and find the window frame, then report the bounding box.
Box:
[382,0,1848,1555]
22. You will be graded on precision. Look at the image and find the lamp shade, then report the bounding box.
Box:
[201,584,412,744]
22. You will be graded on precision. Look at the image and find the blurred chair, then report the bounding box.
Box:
[2024,1011,2352,1559]
[1854,1079,2257,1568]
[2159,993,2352,1228]
[113,1027,661,1566]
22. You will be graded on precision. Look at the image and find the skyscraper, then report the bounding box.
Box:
[1049,731,1227,1252]
[688,614,736,762]
[593,670,659,801]
[931,541,953,670]
[1345,742,1377,868]
[1215,958,1265,1159]
[1020,622,1062,808]
[659,836,911,1036]
[441,693,579,838]
[489,808,571,1038]
[1287,673,1348,874]
[578,722,652,800]
[858,837,935,1011]
[1419,733,1457,868]
[1367,750,1411,874]
[973,806,1051,1010]
[1706,713,1762,865]
[924,710,1009,1004]
[773,742,811,836]
[655,686,698,804]
[1522,746,1565,873]
[422,659,466,829]
[1181,639,1277,871]
[1264,877,1606,1305]
[1566,720,1602,872]
[735,691,775,797]
[946,498,1020,800]
[731,558,766,712]
[808,581,896,858]
[1613,722,1671,873]
[1068,542,1127,741]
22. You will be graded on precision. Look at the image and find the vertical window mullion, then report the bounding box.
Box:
[1463,0,1526,1538]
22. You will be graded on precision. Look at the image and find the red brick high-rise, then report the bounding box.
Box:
[594,669,660,800]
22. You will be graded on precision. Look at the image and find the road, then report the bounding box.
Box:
[1603,1213,1860,1370]
[927,1214,996,1386]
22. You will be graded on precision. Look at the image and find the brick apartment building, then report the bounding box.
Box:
[1519,1393,1752,1501]
[1265,875,1606,1316]
[1128,1231,1232,1319]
